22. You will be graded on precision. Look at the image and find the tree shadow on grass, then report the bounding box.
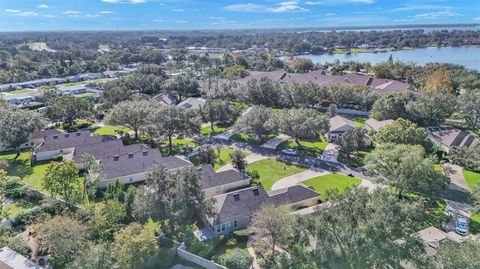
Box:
[8,158,33,178]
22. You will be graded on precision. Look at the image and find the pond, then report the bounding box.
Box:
[297,46,480,70]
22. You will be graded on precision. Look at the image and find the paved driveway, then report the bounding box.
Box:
[320,143,340,163]
[216,153,270,172]
[271,169,330,190]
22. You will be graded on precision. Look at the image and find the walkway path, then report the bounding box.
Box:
[271,169,330,190]
[247,239,261,269]
[212,129,235,141]
[260,134,289,150]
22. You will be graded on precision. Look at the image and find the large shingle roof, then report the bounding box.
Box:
[329,115,357,132]
[35,131,116,152]
[200,164,249,189]
[209,184,319,225]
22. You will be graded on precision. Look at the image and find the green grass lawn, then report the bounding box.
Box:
[348,117,367,127]
[214,147,235,170]
[277,136,328,157]
[200,124,230,136]
[162,137,198,156]
[8,89,33,94]
[91,125,131,136]
[470,214,480,234]
[246,158,307,190]
[0,151,51,191]
[4,200,40,219]
[463,170,480,189]
[303,173,361,200]
[230,132,276,145]
[210,232,249,258]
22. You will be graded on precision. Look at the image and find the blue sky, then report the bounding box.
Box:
[1,0,479,31]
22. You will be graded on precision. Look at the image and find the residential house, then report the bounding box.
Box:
[98,149,192,188]
[177,97,206,110]
[33,130,117,161]
[238,71,410,94]
[326,115,357,142]
[0,247,42,269]
[152,93,178,106]
[427,126,478,153]
[365,118,394,133]
[199,164,251,198]
[0,129,64,153]
[204,184,319,235]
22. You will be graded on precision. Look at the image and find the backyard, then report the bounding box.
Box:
[91,125,131,136]
[463,169,480,189]
[200,124,231,136]
[302,173,362,200]
[246,158,306,191]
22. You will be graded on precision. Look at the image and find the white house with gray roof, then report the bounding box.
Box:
[199,164,251,198]
[204,184,319,235]
[326,115,357,142]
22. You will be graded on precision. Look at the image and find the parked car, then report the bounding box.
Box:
[281,148,297,156]
[455,218,469,236]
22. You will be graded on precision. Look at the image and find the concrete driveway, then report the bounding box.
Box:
[320,143,340,163]
[216,153,270,172]
[270,169,330,190]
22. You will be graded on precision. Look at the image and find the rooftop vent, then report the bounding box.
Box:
[128,153,134,159]
[53,135,58,140]
[233,193,240,201]
[253,189,259,196]
[76,132,81,136]
[113,155,119,161]
[65,134,70,138]
[143,151,148,156]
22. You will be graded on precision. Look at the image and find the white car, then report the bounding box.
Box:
[281,148,297,156]
[455,218,469,236]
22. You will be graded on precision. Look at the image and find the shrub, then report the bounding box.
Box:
[225,249,253,269]
[226,237,237,247]
[0,159,9,171]
[52,155,64,162]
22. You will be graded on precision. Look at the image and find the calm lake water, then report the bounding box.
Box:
[298,46,480,70]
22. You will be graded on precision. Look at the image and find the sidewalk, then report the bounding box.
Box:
[216,153,269,172]
[270,169,330,190]
[320,143,340,163]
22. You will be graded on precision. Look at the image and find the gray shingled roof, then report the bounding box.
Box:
[365,118,394,132]
[209,184,319,225]
[200,164,249,189]
[72,141,150,163]
[101,150,192,180]
[35,131,115,152]
[428,127,477,148]
[30,129,64,140]
[329,115,357,132]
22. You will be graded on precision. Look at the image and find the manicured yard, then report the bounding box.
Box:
[230,132,276,145]
[200,124,230,136]
[303,173,361,200]
[246,158,307,190]
[214,147,235,170]
[463,169,480,189]
[277,136,328,157]
[349,117,367,127]
[162,137,198,156]
[91,125,131,136]
[0,152,50,191]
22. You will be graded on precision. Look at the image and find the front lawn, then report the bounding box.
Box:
[0,151,50,191]
[161,137,198,156]
[303,173,361,200]
[214,147,235,170]
[200,124,231,136]
[277,136,328,157]
[463,169,480,189]
[246,158,307,190]
[91,125,131,136]
[230,132,276,145]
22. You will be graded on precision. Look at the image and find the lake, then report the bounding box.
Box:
[297,46,480,70]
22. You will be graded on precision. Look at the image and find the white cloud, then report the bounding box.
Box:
[102,0,146,3]
[474,17,480,21]
[393,5,452,12]
[99,10,114,14]
[175,20,187,23]
[15,11,39,17]
[415,11,459,19]
[6,9,21,13]
[265,1,309,13]
[306,0,374,5]
[152,19,164,22]
[86,14,101,18]
[45,15,55,18]
[172,9,184,12]
[325,13,335,16]
[37,4,49,9]
[63,10,81,15]
[224,3,266,12]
